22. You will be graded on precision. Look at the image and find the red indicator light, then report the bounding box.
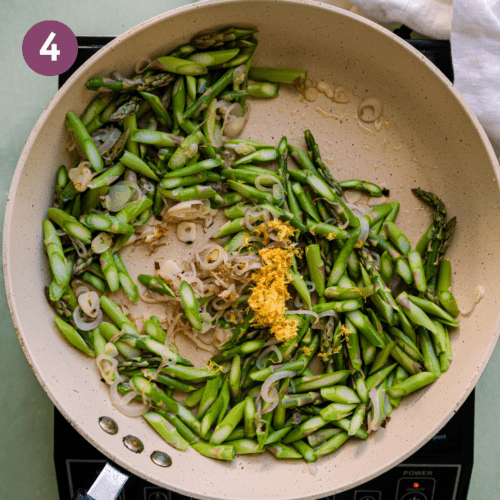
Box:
[413,482,420,488]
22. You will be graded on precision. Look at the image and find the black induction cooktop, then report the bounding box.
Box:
[55,33,470,500]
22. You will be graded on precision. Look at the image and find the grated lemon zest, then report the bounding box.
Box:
[340,324,352,343]
[248,220,299,342]
[242,233,251,247]
[227,311,240,324]
[207,359,223,372]
[254,218,297,244]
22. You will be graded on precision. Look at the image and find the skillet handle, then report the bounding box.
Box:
[72,490,95,500]
[71,463,128,500]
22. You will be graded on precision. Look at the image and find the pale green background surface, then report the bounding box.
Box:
[0,1,499,499]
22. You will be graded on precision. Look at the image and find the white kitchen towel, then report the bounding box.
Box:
[452,0,500,158]
[348,0,500,160]
[347,0,453,39]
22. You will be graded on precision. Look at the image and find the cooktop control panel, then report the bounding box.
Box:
[58,389,472,500]
[63,457,461,500]
[335,464,460,500]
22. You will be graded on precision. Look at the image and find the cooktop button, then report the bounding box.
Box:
[147,493,169,500]
[401,493,428,500]
[354,492,381,500]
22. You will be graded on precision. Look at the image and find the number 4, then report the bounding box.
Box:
[40,32,61,62]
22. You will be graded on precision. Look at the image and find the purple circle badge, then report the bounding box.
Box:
[22,21,78,76]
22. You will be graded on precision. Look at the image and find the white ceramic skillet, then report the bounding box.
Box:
[4,1,500,498]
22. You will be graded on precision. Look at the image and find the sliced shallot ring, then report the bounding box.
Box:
[344,202,367,216]
[273,183,285,201]
[294,295,304,308]
[344,190,362,204]
[73,306,103,331]
[255,345,282,370]
[358,97,383,123]
[284,309,320,322]
[74,284,90,297]
[103,181,142,212]
[358,216,370,243]
[78,291,100,318]
[317,310,339,320]
[109,379,150,417]
[96,355,118,384]
[261,389,279,413]
[223,116,247,139]
[198,244,227,271]
[158,259,182,276]
[261,370,297,404]
[221,103,251,140]
[338,219,350,230]
[368,387,380,432]
[167,200,206,220]
[214,100,232,112]
[221,148,235,166]
[177,222,196,243]
[244,208,269,231]
[93,128,121,155]
[109,329,127,343]
[69,162,94,192]
[220,102,242,133]
[92,232,112,254]
[212,297,232,311]
[334,86,349,103]
[263,339,281,347]
[150,355,171,382]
